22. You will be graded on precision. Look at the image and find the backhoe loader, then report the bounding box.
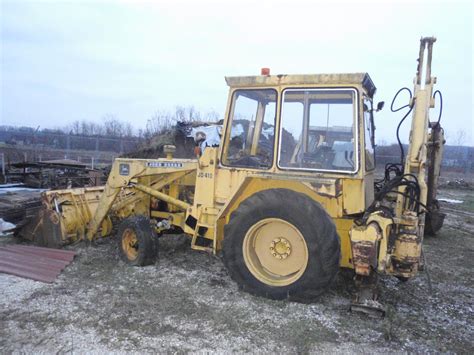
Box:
[21,37,445,314]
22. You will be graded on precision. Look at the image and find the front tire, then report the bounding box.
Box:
[223,188,340,301]
[117,216,157,266]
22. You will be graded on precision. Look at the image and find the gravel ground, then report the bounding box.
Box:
[1,187,473,353]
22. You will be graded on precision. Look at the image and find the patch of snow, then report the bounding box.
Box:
[0,187,45,194]
[0,183,25,188]
[0,218,16,235]
[438,198,463,204]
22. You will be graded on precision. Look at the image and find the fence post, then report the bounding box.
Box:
[1,153,5,182]
[66,134,70,159]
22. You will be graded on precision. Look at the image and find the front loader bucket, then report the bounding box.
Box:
[19,185,108,248]
[19,208,65,248]
[425,208,446,236]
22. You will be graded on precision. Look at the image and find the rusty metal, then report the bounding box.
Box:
[351,241,377,276]
[349,222,382,276]
[425,122,446,235]
[19,208,64,248]
[0,244,76,283]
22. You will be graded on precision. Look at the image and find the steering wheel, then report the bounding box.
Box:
[302,146,333,169]
[232,155,263,168]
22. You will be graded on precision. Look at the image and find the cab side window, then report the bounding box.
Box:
[279,89,358,172]
[364,98,376,171]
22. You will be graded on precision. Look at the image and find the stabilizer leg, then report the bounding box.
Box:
[350,273,386,317]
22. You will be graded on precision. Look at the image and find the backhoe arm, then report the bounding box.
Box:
[396,37,437,220]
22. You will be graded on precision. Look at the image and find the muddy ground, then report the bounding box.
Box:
[1,187,473,353]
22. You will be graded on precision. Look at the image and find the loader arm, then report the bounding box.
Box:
[20,157,198,247]
[85,158,198,240]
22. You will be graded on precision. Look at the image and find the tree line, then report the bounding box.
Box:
[1,106,220,139]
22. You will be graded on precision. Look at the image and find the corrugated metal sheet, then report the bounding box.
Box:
[0,244,76,283]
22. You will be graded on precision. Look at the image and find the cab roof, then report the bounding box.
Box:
[225,72,376,97]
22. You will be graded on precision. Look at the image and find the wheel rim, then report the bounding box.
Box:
[122,228,139,261]
[243,218,309,287]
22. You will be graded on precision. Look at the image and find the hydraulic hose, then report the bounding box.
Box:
[432,90,443,125]
[390,87,413,166]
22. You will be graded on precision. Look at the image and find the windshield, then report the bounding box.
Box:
[278,88,358,172]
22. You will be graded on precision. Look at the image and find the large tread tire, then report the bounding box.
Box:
[223,188,340,301]
[117,215,157,266]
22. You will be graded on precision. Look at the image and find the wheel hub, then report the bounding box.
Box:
[122,228,139,260]
[242,218,309,286]
[270,237,291,259]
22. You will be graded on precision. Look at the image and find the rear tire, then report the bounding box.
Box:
[223,188,340,301]
[117,215,157,266]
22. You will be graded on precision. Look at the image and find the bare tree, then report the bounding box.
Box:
[103,114,124,137]
[146,111,173,138]
[453,129,468,169]
[173,105,201,123]
[123,122,134,137]
[454,129,466,147]
[205,110,220,122]
[70,120,81,135]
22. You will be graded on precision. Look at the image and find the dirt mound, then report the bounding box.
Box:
[123,121,220,160]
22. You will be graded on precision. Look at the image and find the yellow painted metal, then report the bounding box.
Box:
[150,211,186,231]
[242,218,308,286]
[342,179,366,214]
[389,37,438,276]
[85,158,197,240]
[163,144,176,160]
[349,223,381,276]
[249,102,265,156]
[35,160,196,244]
[396,38,436,225]
[334,218,354,268]
[225,73,371,88]
[40,186,106,244]
[348,212,393,275]
[193,148,218,208]
[388,211,421,278]
[133,183,191,211]
[216,175,343,223]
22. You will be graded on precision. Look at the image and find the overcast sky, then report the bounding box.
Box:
[1,0,473,145]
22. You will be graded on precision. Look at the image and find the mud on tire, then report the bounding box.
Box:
[223,188,340,301]
[117,215,157,266]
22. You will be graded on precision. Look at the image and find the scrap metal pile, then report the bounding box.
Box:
[5,159,106,189]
